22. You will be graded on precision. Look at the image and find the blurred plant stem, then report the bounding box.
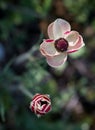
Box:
[19,85,33,99]
[14,33,43,65]
[0,101,5,122]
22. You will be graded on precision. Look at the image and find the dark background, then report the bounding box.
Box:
[0,0,95,130]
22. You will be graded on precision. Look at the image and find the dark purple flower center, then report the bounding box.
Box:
[55,38,68,52]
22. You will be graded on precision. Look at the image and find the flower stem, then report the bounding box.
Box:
[14,33,43,65]
[19,85,33,99]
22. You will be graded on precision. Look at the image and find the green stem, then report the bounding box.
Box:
[19,85,33,99]
[15,33,43,65]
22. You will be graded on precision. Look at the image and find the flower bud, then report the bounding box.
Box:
[30,94,51,117]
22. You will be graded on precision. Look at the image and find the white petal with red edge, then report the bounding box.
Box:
[67,35,85,53]
[40,39,58,56]
[65,31,79,46]
[53,19,71,39]
[46,52,67,68]
[48,22,55,39]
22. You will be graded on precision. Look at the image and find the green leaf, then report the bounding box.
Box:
[0,101,5,122]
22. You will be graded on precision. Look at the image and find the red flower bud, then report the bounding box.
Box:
[30,94,51,117]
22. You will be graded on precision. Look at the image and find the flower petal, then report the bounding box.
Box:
[40,39,58,56]
[65,31,79,46]
[53,19,71,39]
[67,35,85,53]
[48,22,55,39]
[46,53,67,67]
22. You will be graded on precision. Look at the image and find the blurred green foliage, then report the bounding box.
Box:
[0,0,95,130]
